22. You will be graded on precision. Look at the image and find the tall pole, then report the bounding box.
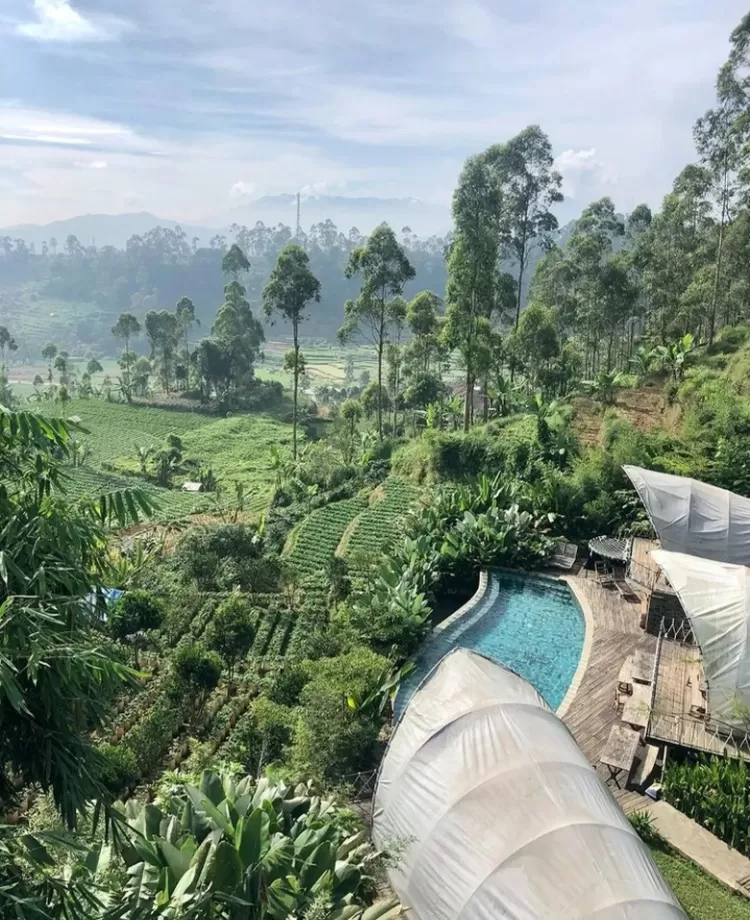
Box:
[296,192,301,242]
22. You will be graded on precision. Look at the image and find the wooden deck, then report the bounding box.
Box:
[562,571,655,813]
[628,537,673,594]
[649,636,750,761]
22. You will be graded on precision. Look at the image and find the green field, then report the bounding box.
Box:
[260,342,379,387]
[343,477,420,557]
[48,399,293,523]
[283,476,421,578]
[652,845,750,919]
[285,496,369,578]
[0,284,118,358]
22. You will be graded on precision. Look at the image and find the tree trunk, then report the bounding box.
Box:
[377,338,383,441]
[515,246,527,328]
[124,334,131,401]
[292,320,299,461]
[463,366,472,432]
[709,219,725,345]
[708,153,729,345]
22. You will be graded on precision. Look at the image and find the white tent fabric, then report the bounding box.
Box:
[624,465,750,566]
[373,648,686,920]
[652,549,750,727]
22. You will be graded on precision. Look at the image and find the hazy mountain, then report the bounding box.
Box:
[206,194,451,237]
[0,212,210,250]
[1,196,452,251]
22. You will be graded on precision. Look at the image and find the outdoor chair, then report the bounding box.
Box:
[595,561,615,588]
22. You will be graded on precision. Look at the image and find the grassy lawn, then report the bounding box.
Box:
[652,845,750,919]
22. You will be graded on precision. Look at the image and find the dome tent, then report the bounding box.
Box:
[652,549,750,728]
[624,465,750,566]
[373,647,686,920]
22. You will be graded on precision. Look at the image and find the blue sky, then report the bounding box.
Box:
[0,0,747,227]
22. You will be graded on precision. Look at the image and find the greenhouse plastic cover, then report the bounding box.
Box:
[652,549,750,727]
[624,465,750,566]
[373,647,686,920]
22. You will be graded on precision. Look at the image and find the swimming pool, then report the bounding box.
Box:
[395,571,586,719]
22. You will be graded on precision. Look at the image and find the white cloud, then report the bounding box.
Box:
[555,148,599,171]
[554,148,617,199]
[17,0,130,43]
[230,180,255,198]
[74,159,108,169]
[300,180,329,196]
[0,103,149,152]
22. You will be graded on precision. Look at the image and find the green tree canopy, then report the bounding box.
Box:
[339,224,414,439]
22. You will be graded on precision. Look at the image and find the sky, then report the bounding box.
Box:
[0,0,748,229]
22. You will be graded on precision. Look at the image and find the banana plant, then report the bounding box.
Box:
[113,771,403,920]
[580,370,625,405]
[652,333,695,381]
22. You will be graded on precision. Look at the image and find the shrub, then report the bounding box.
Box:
[288,647,389,782]
[108,590,164,640]
[707,324,750,355]
[337,575,431,660]
[629,810,661,846]
[204,592,255,676]
[216,553,283,593]
[96,742,139,794]
[124,701,182,776]
[663,754,750,856]
[168,643,222,720]
[171,524,263,589]
[248,697,294,773]
[267,661,311,706]
[392,423,537,484]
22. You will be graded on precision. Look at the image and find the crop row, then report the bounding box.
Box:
[102,581,330,785]
[285,496,367,575]
[344,477,419,557]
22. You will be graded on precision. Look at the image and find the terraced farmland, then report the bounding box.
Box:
[49,400,293,522]
[343,477,420,557]
[285,496,368,578]
[60,466,212,523]
[52,399,213,466]
[103,586,330,783]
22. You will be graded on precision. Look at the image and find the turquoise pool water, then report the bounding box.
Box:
[395,572,586,719]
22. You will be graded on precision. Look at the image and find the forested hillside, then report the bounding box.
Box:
[0,222,450,355]
[6,10,750,920]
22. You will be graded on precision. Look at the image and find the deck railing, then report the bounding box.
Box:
[659,617,695,644]
[647,618,750,759]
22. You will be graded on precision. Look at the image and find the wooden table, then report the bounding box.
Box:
[622,682,651,730]
[632,648,654,685]
[600,723,641,788]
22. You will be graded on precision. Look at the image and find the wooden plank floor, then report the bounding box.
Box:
[650,639,750,761]
[563,572,655,813]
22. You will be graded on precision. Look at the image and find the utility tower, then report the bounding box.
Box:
[296,192,301,241]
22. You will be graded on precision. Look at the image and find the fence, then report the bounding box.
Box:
[646,618,750,760]
[341,770,378,801]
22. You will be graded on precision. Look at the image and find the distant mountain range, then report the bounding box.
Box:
[1,196,452,250]
[208,194,451,237]
[0,212,207,250]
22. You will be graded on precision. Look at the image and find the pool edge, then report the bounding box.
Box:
[556,575,594,719]
[432,569,489,636]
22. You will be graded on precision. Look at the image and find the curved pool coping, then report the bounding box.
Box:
[556,575,595,719]
[429,568,594,719]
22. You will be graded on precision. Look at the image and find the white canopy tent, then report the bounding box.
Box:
[373,648,686,920]
[652,549,750,727]
[624,465,750,566]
